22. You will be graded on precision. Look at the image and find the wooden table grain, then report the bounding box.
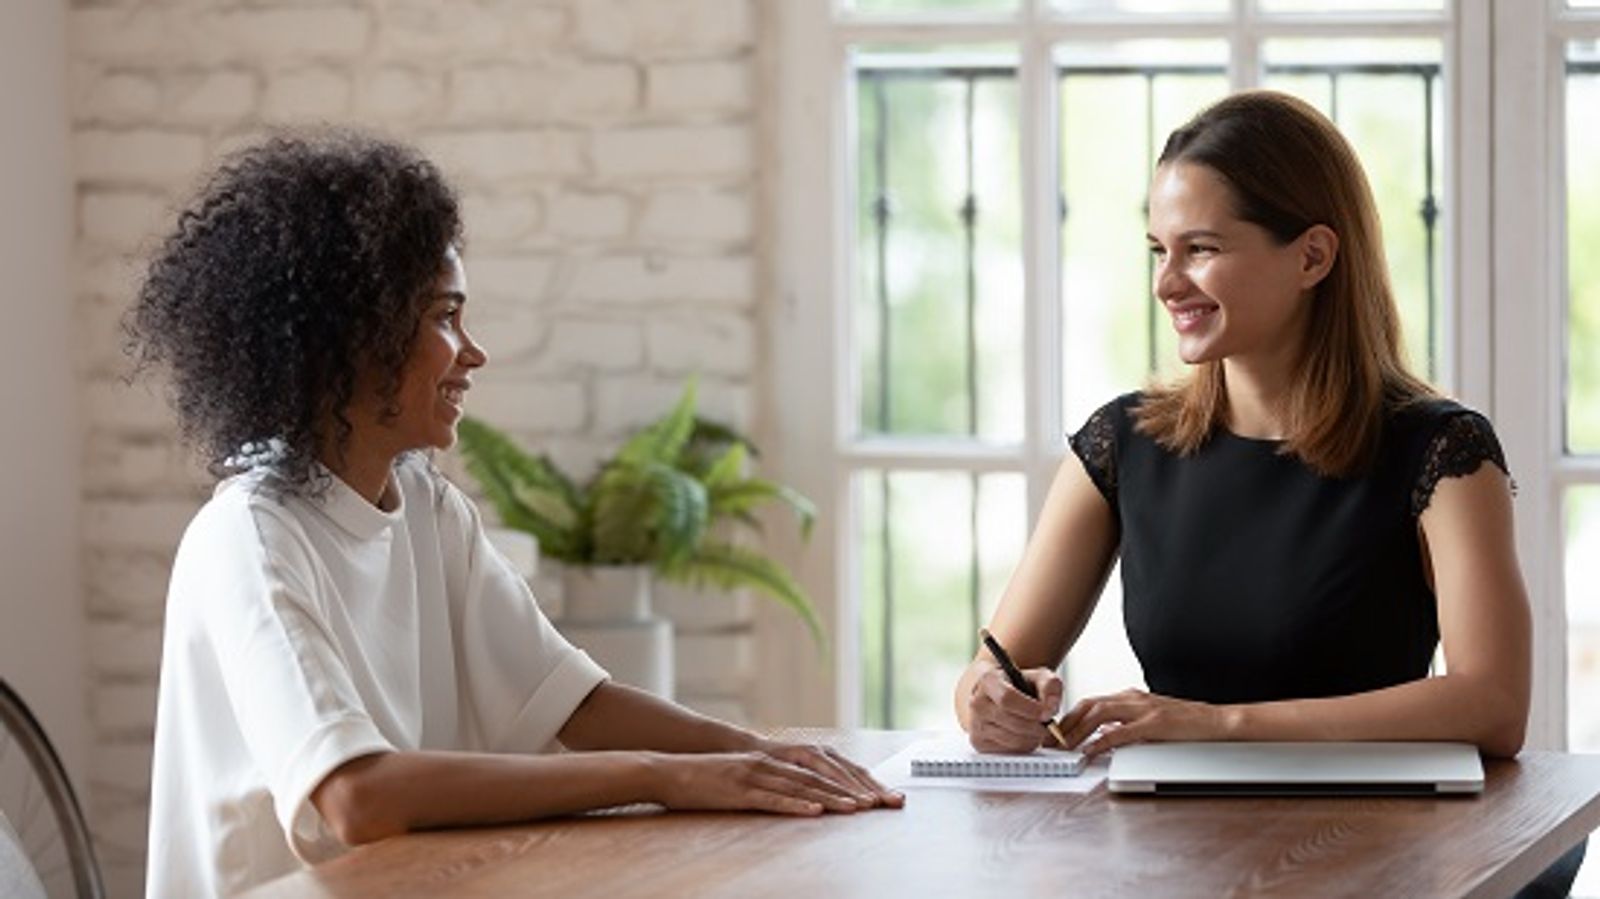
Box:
[244,730,1600,898]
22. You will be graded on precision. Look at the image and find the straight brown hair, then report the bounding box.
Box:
[1133,90,1435,477]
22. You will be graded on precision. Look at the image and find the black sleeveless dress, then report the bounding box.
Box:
[1068,392,1509,705]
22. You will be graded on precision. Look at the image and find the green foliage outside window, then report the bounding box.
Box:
[852,51,1454,729]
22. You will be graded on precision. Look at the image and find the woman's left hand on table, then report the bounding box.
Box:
[751,739,905,809]
[1054,688,1233,757]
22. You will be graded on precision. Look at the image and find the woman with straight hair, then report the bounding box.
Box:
[131,130,900,898]
[955,91,1582,895]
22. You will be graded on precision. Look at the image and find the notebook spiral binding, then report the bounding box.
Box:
[911,757,1079,778]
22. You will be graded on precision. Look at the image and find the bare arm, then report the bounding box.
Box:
[954,452,1119,749]
[1056,464,1532,758]
[1227,463,1530,754]
[558,680,897,802]
[313,682,901,845]
[555,679,760,753]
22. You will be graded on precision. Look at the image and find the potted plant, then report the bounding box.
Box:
[455,379,825,660]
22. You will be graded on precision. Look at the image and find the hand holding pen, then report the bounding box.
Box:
[964,628,1069,753]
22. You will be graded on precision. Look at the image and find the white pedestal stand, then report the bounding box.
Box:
[558,565,675,700]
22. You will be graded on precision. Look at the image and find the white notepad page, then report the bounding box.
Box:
[912,741,1085,777]
[872,735,1104,794]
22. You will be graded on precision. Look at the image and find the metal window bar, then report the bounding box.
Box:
[1568,60,1600,459]
[856,59,1441,726]
[1144,72,1158,375]
[961,76,984,655]
[869,75,894,727]
[860,66,1009,726]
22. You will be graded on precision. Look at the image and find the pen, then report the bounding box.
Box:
[980,628,1070,749]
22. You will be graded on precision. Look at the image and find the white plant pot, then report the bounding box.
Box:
[562,565,651,623]
[557,565,675,699]
[483,527,539,579]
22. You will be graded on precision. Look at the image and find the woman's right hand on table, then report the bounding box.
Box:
[648,750,879,816]
[961,659,1064,754]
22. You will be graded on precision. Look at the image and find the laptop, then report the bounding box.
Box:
[1107,741,1484,796]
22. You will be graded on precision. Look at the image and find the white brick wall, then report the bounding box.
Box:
[573,0,753,58]
[211,8,373,61]
[539,319,647,372]
[72,69,163,124]
[568,254,755,306]
[68,1,765,895]
[648,313,756,375]
[461,190,545,246]
[639,188,753,244]
[466,377,589,434]
[546,190,634,241]
[74,129,207,184]
[262,67,352,120]
[83,383,175,437]
[168,70,259,125]
[591,124,750,178]
[647,60,752,115]
[419,129,587,182]
[469,255,559,305]
[78,190,169,251]
[74,254,142,301]
[360,66,444,120]
[595,375,752,436]
[470,305,550,362]
[448,63,641,123]
[374,3,567,61]
[83,554,172,624]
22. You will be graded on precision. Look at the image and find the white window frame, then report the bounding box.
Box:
[1493,0,1600,753]
[763,0,1522,737]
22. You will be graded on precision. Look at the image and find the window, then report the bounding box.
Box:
[1485,0,1600,782]
[773,3,1584,791]
[1562,29,1600,889]
[777,1,1466,731]
[1560,17,1600,754]
[1493,4,1600,887]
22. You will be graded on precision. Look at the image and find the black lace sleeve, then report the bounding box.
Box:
[1068,401,1119,508]
[1410,412,1512,518]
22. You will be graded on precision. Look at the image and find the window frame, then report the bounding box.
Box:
[1492,0,1600,752]
[764,0,1531,739]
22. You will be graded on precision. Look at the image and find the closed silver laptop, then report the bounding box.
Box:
[1108,741,1485,796]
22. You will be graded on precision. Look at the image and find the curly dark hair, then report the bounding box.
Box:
[126,129,462,495]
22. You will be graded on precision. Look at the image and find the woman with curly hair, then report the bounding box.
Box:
[131,131,900,898]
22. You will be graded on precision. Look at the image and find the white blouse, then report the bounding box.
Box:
[145,459,606,898]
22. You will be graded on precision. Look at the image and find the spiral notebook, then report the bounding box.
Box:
[909,738,1086,778]
[871,735,1102,793]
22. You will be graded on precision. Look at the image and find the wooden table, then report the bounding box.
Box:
[246,729,1600,898]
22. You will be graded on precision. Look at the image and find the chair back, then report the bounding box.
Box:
[1,806,48,899]
[0,679,105,899]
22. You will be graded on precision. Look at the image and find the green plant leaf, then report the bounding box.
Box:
[710,479,817,541]
[455,383,817,634]
[684,416,760,472]
[592,461,708,566]
[666,541,828,654]
[615,377,698,468]
[701,442,748,490]
[589,466,654,563]
[455,417,586,562]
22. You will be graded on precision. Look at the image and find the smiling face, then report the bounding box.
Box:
[1146,162,1328,368]
[385,245,486,453]
[342,246,488,472]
